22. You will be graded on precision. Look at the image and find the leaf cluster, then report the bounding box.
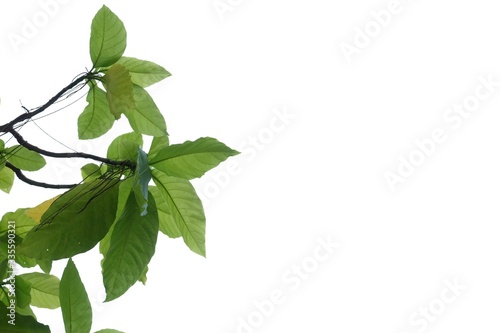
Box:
[0,6,238,332]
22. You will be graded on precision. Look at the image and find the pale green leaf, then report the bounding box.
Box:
[60,258,92,333]
[25,195,60,224]
[149,186,181,238]
[94,330,125,333]
[148,135,170,161]
[138,265,148,285]
[152,170,206,256]
[117,57,171,87]
[103,192,159,302]
[149,137,239,179]
[107,132,143,162]
[90,5,127,68]
[5,145,46,171]
[124,85,167,137]
[103,64,135,120]
[19,272,60,309]
[0,209,37,239]
[0,166,14,193]
[78,85,115,140]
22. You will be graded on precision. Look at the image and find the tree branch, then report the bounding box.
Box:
[0,72,99,133]
[8,129,136,170]
[5,162,77,189]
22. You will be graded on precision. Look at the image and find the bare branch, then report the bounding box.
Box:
[5,162,77,189]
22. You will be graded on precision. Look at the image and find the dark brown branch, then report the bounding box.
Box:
[0,71,135,190]
[0,73,93,133]
[5,162,76,189]
[8,129,135,170]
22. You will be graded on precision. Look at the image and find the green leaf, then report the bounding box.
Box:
[90,5,127,68]
[132,147,152,216]
[124,85,167,137]
[103,64,135,120]
[14,276,32,308]
[149,137,239,179]
[0,302,50,333]
[37,260,52,274]
[0,231,38,269]
[107,132,143,162]
[148,135,170,161]
[78,85,115,140]
[0,259,8,281]
[103,192,159,302]
[149,186,181,238]
[19,272,60,309]
[18,179,120,260]
[60,258,92,333]
[152,170,206,256]
[99,178,133,266]
[94,330,125,333]
[14,304,37,320]
[81,163,103,182]
[0,166,14,193]
[117,57,171,87]
[0,139,4,151]
[138,265,148,285]
[16,251,37,269]
[0,209,38,239]
[4,145,46,171]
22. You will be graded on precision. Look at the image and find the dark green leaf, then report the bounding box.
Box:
[0,259,8,281]
[152,170,206,256]
[124,85,167,137]
[14,303,37,319]
[19,272,60,309]
[14,276,32,308]
[0,302,50,333]
[4,145,46,172]
[78,85,115,140]
[117,57,171,87]
[103,64,135,120]
[37,260,52,274]
[90,5,127,68]
[103,192,159,302]
[99,177,133,265]
[149,137,239,179]
[132,147,152,216]
[60,258,92,333]
[18,179,120,260]
[81,163,103,182]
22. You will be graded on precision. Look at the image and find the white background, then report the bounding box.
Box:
[1,0,500,332]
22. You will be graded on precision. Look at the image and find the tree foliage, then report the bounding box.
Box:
[0,6,238,332]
